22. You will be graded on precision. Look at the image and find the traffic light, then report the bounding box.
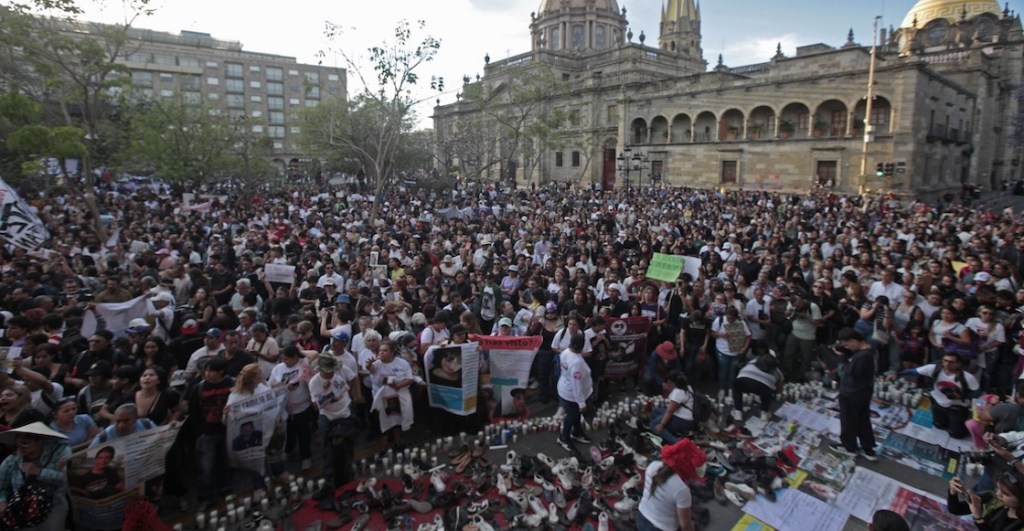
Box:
[884,163,894,177]
[876,163,884,178]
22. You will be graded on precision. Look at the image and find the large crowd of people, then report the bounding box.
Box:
[0,178,1021,529]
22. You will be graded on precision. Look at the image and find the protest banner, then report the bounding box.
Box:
[424,342,480,415]
[471,335,541,415]
[647,253,684,282]
[0,177,50,250]
[81,295,154,337]
[0,346,22,373]
[604,316,651,380]
[226,386,288,475]
[264,263,296,285]
[68,423,181,530]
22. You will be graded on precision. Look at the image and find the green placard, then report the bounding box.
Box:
[647,253,684,282]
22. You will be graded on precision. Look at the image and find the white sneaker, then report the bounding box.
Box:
[356,477,377,493]
[557,468,578,489]
[732,409,744,422]
[717,389,726,401]
[725,482,756,501]
[528,494,549,518]
[581,467,594,490]
[620,474,641,495]
[554,407,565,417]
[548,502,559,524]
[430,471,446,493]
[598,511,610,531]
[403,464,421,480]
[537,452,556,468]
[514,514,543,528]
[724,489,745,506]
[598,456,615,470]
[506,491,528,511]
[566,500,579,521]
[613,496,637,513]
[496,473,508,496]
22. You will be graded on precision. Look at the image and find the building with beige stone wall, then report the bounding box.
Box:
[433,0,1023,198]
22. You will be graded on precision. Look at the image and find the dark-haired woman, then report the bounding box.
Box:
[637,438,707,531]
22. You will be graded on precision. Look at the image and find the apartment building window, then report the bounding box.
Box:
[159,89,173,97]
[132,71,153,87]
[207,93,219,101]
[304,100,319,107]
[268,111,285,124]
[290,126,301,134]
[288,83,301,93]
[289,69,299,76]
[268,97,284,110]
[206,77,220,86]
[268,126,285,138]
[250,96,262,102]
[289,98,300,105]
[304,71,320,84]
[226,63,244,78]
[226,94,245,108]
[225,79,244,93]
[154,55,175,66]
[266,67,283,81]
[206,61,218,68]
[267,82,283,95]
[572,151,580,167]
[128,53,150,63]
[328,87,341,96]
[249,65,261,72]
[228,109,246,119]
[307,86,320,99]
[249,81,261,89]
[183,91,201,105]
[251,125,263,133]
[328,74,339,81]
[159,73,173,82]
[555,152,563,167]
[181,75,200,90]
[179,57,200,68]
[250,110,262,118]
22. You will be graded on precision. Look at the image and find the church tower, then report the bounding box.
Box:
[659,0,703,59]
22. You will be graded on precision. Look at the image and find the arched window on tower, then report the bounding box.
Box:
[551,27,561,50]
[595,26,606,49]
[572,25,584,49]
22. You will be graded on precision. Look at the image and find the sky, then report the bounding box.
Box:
[72,0,1022,128]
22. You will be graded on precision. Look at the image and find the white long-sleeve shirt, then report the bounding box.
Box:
[556,349,592,408]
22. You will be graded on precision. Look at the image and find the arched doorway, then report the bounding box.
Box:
[601,138,617,191]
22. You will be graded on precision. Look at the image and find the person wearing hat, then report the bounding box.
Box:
[440,255,458,278]
[75,361,114,428]
[637,438,707,531]
[269,346,315,471]
[183,328,225,380]
[168,319,204,373]
[147,291,176,341]
[494,316,515,337]
[598,283,628,318]
[500,265,520,302]
[556,332,593,452]
[831,328,879,460]
[0,422,72,527]
[643,342,683,396]
[309,352,361,493]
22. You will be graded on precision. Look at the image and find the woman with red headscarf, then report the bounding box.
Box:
[637,438,707,531]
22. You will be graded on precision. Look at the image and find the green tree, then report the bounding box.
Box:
[303,19,442,221]
[0,0,154,237]
[0,92,86,184]
[118,99,274,190]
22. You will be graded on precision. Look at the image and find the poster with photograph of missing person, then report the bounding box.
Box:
[425,342,479,415]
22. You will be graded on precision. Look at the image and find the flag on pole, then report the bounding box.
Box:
[0,177,49,251]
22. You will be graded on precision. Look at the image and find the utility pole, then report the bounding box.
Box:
[859,16,881,195]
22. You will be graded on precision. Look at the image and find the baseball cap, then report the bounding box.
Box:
[169,370,187,388]
[205,327,223,338]
[498,317,513,327]
[180,319,199,335]
[974,272,992,283]
[330,328,350,343]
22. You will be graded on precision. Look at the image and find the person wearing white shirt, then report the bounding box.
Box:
[268,346,315,470]
[308,353,361,490]
[556,333,593,452]
[867,269,905,308]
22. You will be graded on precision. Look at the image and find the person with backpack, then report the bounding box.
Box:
[706,306,751,399]
[892,351,979,439]
[732,350,784,422]
[651,371,701,444]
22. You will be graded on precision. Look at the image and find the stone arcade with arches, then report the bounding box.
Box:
[433,0,1024,198]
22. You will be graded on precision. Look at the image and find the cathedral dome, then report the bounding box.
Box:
[900,0,1002,28]
[537,0,621,17]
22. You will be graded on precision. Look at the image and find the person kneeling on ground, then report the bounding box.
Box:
[732,350,784,422]
[890,352,979,439]
[642,342,682,396]
[651,372,698,444]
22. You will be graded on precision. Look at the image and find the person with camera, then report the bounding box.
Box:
[783,295,822,382]
[831,328,879,461]
[948,470,1024,530]
[892,352,979,439]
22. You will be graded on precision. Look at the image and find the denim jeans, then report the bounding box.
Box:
[559,399,585,442]
[717,351,740,392]
[649,406,694,445]
[196,432,231,502]
[636,509,664,531]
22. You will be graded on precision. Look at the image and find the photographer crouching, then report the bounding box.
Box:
[890,352,979,439]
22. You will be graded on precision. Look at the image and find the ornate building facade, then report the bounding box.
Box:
[433,0,1023,197]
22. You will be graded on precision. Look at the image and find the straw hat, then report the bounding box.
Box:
[0,422,67,445]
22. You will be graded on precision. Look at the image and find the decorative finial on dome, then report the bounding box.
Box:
[912,14,918,28]
[622,6,627,16]
[435,98,440,106]
[531,11,536,20]
[847,28,855,44]
[484,53,490,65]
[462,75,470,85]
[717,53,723,67]
[1005,2,1011,17]
[773,42,785,60]
[639,30,646,44]
[627,27,633,42]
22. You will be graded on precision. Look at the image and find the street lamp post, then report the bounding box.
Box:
[633,151,649,194]
[617,146,649,194]
[616,146,632,193]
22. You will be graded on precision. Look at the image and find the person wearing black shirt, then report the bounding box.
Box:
[65,331,131,395]
[218,331,256,378]
[186,357,234,509]
[831,328,878,461]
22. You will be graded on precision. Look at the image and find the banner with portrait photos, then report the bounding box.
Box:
[472,335,542,416]
[226,386,288,474]
[68,422,181,530]
[424,341,479,415]
[604,316,652,380]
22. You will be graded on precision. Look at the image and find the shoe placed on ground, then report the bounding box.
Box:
[620,474,641,495]
[581,467,594,490]
[553,486,567,509]
[723,489,745,507]
[589,445,603,464]
[467,499,489,515]
[356,477,377,494]
[505,450,518,467]
[403,464,422,480]
[496,473,508,496]
[430,471,446,493]
[598,511,610,531]
[828,444,856,457]
[557,438,573,452]
[351,513,371,531]
[732,409,744,422]
[569,433,593,446]
[533,474,555,492]
[858,449,879,462]
[537,452,556,468]
[724,482,757,501]
[598,456,615,470]
[612,496,638,513]
[713,478,728,506]
[401,473,415,494]
[513,513,544,528]
[409,499,433,513]
[506,491,529,512]
[557,468,578,490]
[528,494,549,518]
[469,514,495,531]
